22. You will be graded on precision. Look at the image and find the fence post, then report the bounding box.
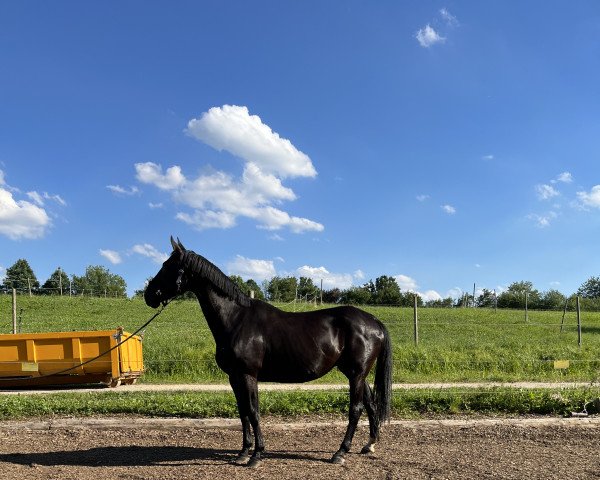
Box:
[320,279,323,305]
[27,277,32,297]
[577,296,582,348]
[560,297,569,333]
[413,294,419,346]
[525,292,529,323]
[12,288,17,334]
[494,289,497,313]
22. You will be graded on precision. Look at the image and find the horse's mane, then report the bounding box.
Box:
[183,250,251,307]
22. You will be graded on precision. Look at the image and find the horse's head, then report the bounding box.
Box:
[144,236,188,308]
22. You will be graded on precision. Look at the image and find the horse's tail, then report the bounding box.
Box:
[373,322,393,429]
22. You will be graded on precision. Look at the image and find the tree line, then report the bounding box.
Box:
[255,276,600,311]
[2,259,127,297]
[5,257,600,310]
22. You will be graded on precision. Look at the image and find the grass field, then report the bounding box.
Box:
[1,295,599,384]
[0,387,598,419]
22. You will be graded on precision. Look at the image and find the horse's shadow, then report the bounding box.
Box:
[0,446,330,467]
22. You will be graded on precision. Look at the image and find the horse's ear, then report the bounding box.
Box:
[170,236,180,253]
[177,237,186,252]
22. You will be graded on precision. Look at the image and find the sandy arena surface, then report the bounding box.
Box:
[0,416,598,479]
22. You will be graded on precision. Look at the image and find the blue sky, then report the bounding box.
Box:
[1,1,600,299]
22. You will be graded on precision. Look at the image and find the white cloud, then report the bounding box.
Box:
[527,211,557,228]
[135,163,185,191]
[535,184,559,200]
[107,185,140,196]
[99,249,122,265]
[176,210,237,230]
[27,191,44,206]
[420,289,442,302]
[43,192,66,206]
[446,287,463,299]
[227,255,276,281]
[148,202,164,209]
[395,274,418,291]
[416,194,429,202]
[439,8,459,26]
[441,204,456,215]
[131,244,169,264]
[135,106,322,234]
[415,24,445,48]
[555,172,573,184]
[296,265,355,290]
[353,269,365,280]
[0,187,51,240]
[577,185,600,208]
[186,105,317,179]
[269,233,284,241]
[482,154,494,161]
[26,191,66,207]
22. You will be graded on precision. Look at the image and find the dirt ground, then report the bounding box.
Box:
[0,416,598,480]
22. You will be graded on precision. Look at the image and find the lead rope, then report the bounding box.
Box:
[0,300,172,382]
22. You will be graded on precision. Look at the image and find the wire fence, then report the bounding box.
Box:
[1,294,600,389]
[1,286,128,298]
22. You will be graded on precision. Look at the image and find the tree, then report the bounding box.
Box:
[266,276,298,302]
[539,289,567,310]
[497,281,540,309]
[297,277,318,300]
[41,267,70,295]
[477,289,496,308]
[322,288,343,304]
[372,275,402,305]
[2,259,39,292]
[341,286,372,305]
[577,276,600,299]
[229,275,265,300]
[245,279,265,300]
[425,297,454,308]
[72,265,127,297]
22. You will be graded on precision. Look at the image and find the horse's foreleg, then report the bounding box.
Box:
[234,373,264,468]
[360,382,378,454]
[331,377,365,465]
[229,375,253,465]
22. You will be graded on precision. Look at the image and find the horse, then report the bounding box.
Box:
[144,237,392,467]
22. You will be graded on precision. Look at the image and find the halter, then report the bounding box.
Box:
[175,268,186,293]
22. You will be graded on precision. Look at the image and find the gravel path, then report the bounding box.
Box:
[0,416,599,479]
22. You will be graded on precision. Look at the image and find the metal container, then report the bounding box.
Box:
[0,329,143,387]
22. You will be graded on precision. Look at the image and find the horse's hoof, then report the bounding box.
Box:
[247,456,262,468]
[232,453,250,465]
[330,454,345,465]
[360,444,375,454]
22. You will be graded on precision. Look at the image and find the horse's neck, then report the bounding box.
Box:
[193,283,241,341]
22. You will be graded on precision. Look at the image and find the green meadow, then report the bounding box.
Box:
[1,295,598,384]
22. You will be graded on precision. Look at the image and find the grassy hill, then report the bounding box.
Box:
[1,295,598,384]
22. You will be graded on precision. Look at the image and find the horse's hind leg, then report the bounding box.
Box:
[360,382,378,454]
[331,376,365,465]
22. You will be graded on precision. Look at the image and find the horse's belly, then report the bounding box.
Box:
[257,356,336,383]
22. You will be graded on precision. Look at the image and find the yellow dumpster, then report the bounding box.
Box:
[0,329,143,388]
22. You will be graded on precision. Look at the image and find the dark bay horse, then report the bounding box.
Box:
[145,237,392,467]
